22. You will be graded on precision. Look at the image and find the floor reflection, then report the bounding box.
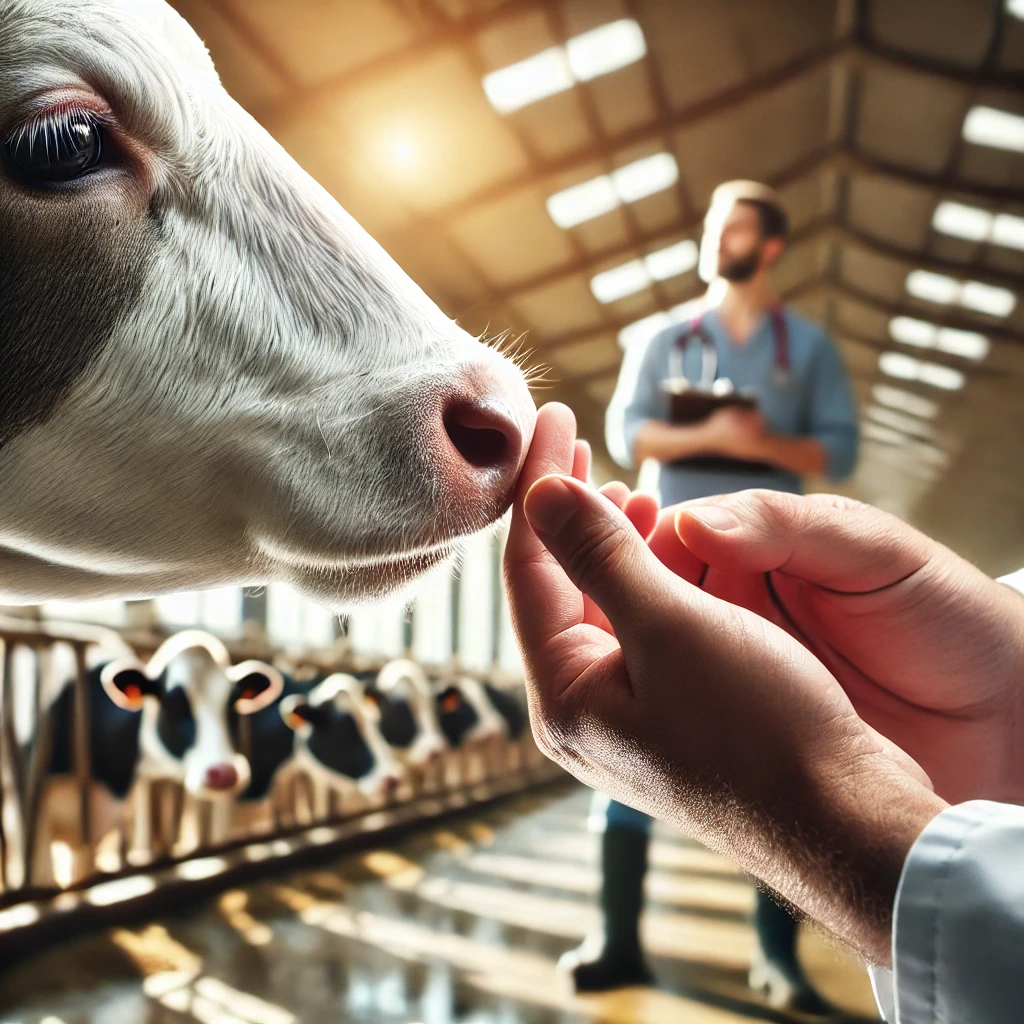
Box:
[0,783,880,1024]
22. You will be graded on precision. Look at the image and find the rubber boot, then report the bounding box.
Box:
[748,891,834,1016]
[559,825,655,992]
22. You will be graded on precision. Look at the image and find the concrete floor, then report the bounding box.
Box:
[0,783,880,1024]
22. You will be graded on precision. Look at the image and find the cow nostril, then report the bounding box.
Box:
[204,763,239,791]
[443,400,519,470]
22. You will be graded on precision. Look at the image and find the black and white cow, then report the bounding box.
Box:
[361,659,447,769]
[435,676,513,749]
[233,671,404,817]
[0,0,534,608]
[35,630,281,885]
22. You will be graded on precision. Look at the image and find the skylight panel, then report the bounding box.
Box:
[889,317,990,362]
[918,362,966,390]
[618,312,670,350]
[866,405,935,439]
[935,328,990,361]
[611,153,678,204]
[872,384,939,419]
[482,48,574,114]
[963,105,1024,153]
[590,260,651,303]
[566,19,647,81]
[890,317,936,348]
[548,153,678,228]
[959,281,1016,317]
[669,297,704,324]
[906,270,961,305]
[991,212,1024,251]
[546,175,618,228]
[879,351,966,390]
[862,421,907,446]
[590,239,698,303]
[644,239,698,281]
[484,19,647,114]
[932,201,994,242]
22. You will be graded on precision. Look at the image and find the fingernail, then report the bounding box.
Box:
[684,505,740,531]
[525,477,579,536]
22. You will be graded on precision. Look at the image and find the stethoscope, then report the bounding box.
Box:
[668,307,791,392]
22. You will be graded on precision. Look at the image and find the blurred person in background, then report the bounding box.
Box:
[561,181,859,1013]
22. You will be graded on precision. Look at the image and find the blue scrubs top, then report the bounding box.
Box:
[605,307,859,504]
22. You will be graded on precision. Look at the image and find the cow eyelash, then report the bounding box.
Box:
[4,102,114,186]
[6,103,110,151]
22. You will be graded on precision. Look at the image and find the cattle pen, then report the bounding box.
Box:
[0,530,558,963]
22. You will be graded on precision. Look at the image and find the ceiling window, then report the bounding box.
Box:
[932,201,1024,252]
[905,270,1016,317]
[483,19,646,114]
[591,239,698,303]
[617,311,670,349]
[889,316,990,361]
[879,351,966,390]
[871,384,940,420]
[861,421,907,446]
[963,105,1024,153]
[548,152,679,227]
[865,404,935,440]
[617,297,705,349]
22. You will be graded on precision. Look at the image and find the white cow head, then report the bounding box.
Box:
[0,0,535,607]
[101,629,282,796]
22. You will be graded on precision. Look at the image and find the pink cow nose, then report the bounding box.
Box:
[443,397,523,476]
[381,775,400,797]
[433,362,534,519]
[204,763,239,791]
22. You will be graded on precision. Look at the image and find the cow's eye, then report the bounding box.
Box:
[6,111,104,184]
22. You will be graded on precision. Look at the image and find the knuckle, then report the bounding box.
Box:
[563,518,630,590]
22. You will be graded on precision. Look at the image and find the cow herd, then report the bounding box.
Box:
[17,629,531,890]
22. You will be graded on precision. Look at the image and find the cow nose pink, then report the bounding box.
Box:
[204,763,239,791]
[382,775,400,796]
[443,398,523,474]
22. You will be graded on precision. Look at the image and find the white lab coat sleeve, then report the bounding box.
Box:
[874,801,1024,1023]
[870,569,1024,1022]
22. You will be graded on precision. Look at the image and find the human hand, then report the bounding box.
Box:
[702,405,766,460]
[634,489,1024,806]
[504,405,945,965]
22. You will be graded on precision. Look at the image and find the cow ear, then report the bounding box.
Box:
[279,694,323,733]
[228,661,284,714]
[437,685,462,714]
[100,660,157,712]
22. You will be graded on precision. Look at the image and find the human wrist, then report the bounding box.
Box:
[730,745,946,967]
[796,759,947,965]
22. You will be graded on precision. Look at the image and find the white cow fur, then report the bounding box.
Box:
[0,0,534,606]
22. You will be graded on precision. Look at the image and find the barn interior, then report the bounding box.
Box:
[1,1,1022,1022]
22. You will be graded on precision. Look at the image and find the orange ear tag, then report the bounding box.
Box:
[441,692,461,714]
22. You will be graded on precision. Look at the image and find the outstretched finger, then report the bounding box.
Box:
[504,407,617,697]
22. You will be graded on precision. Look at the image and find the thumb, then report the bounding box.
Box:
[674,490,934,592]
[523,475,683,636]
